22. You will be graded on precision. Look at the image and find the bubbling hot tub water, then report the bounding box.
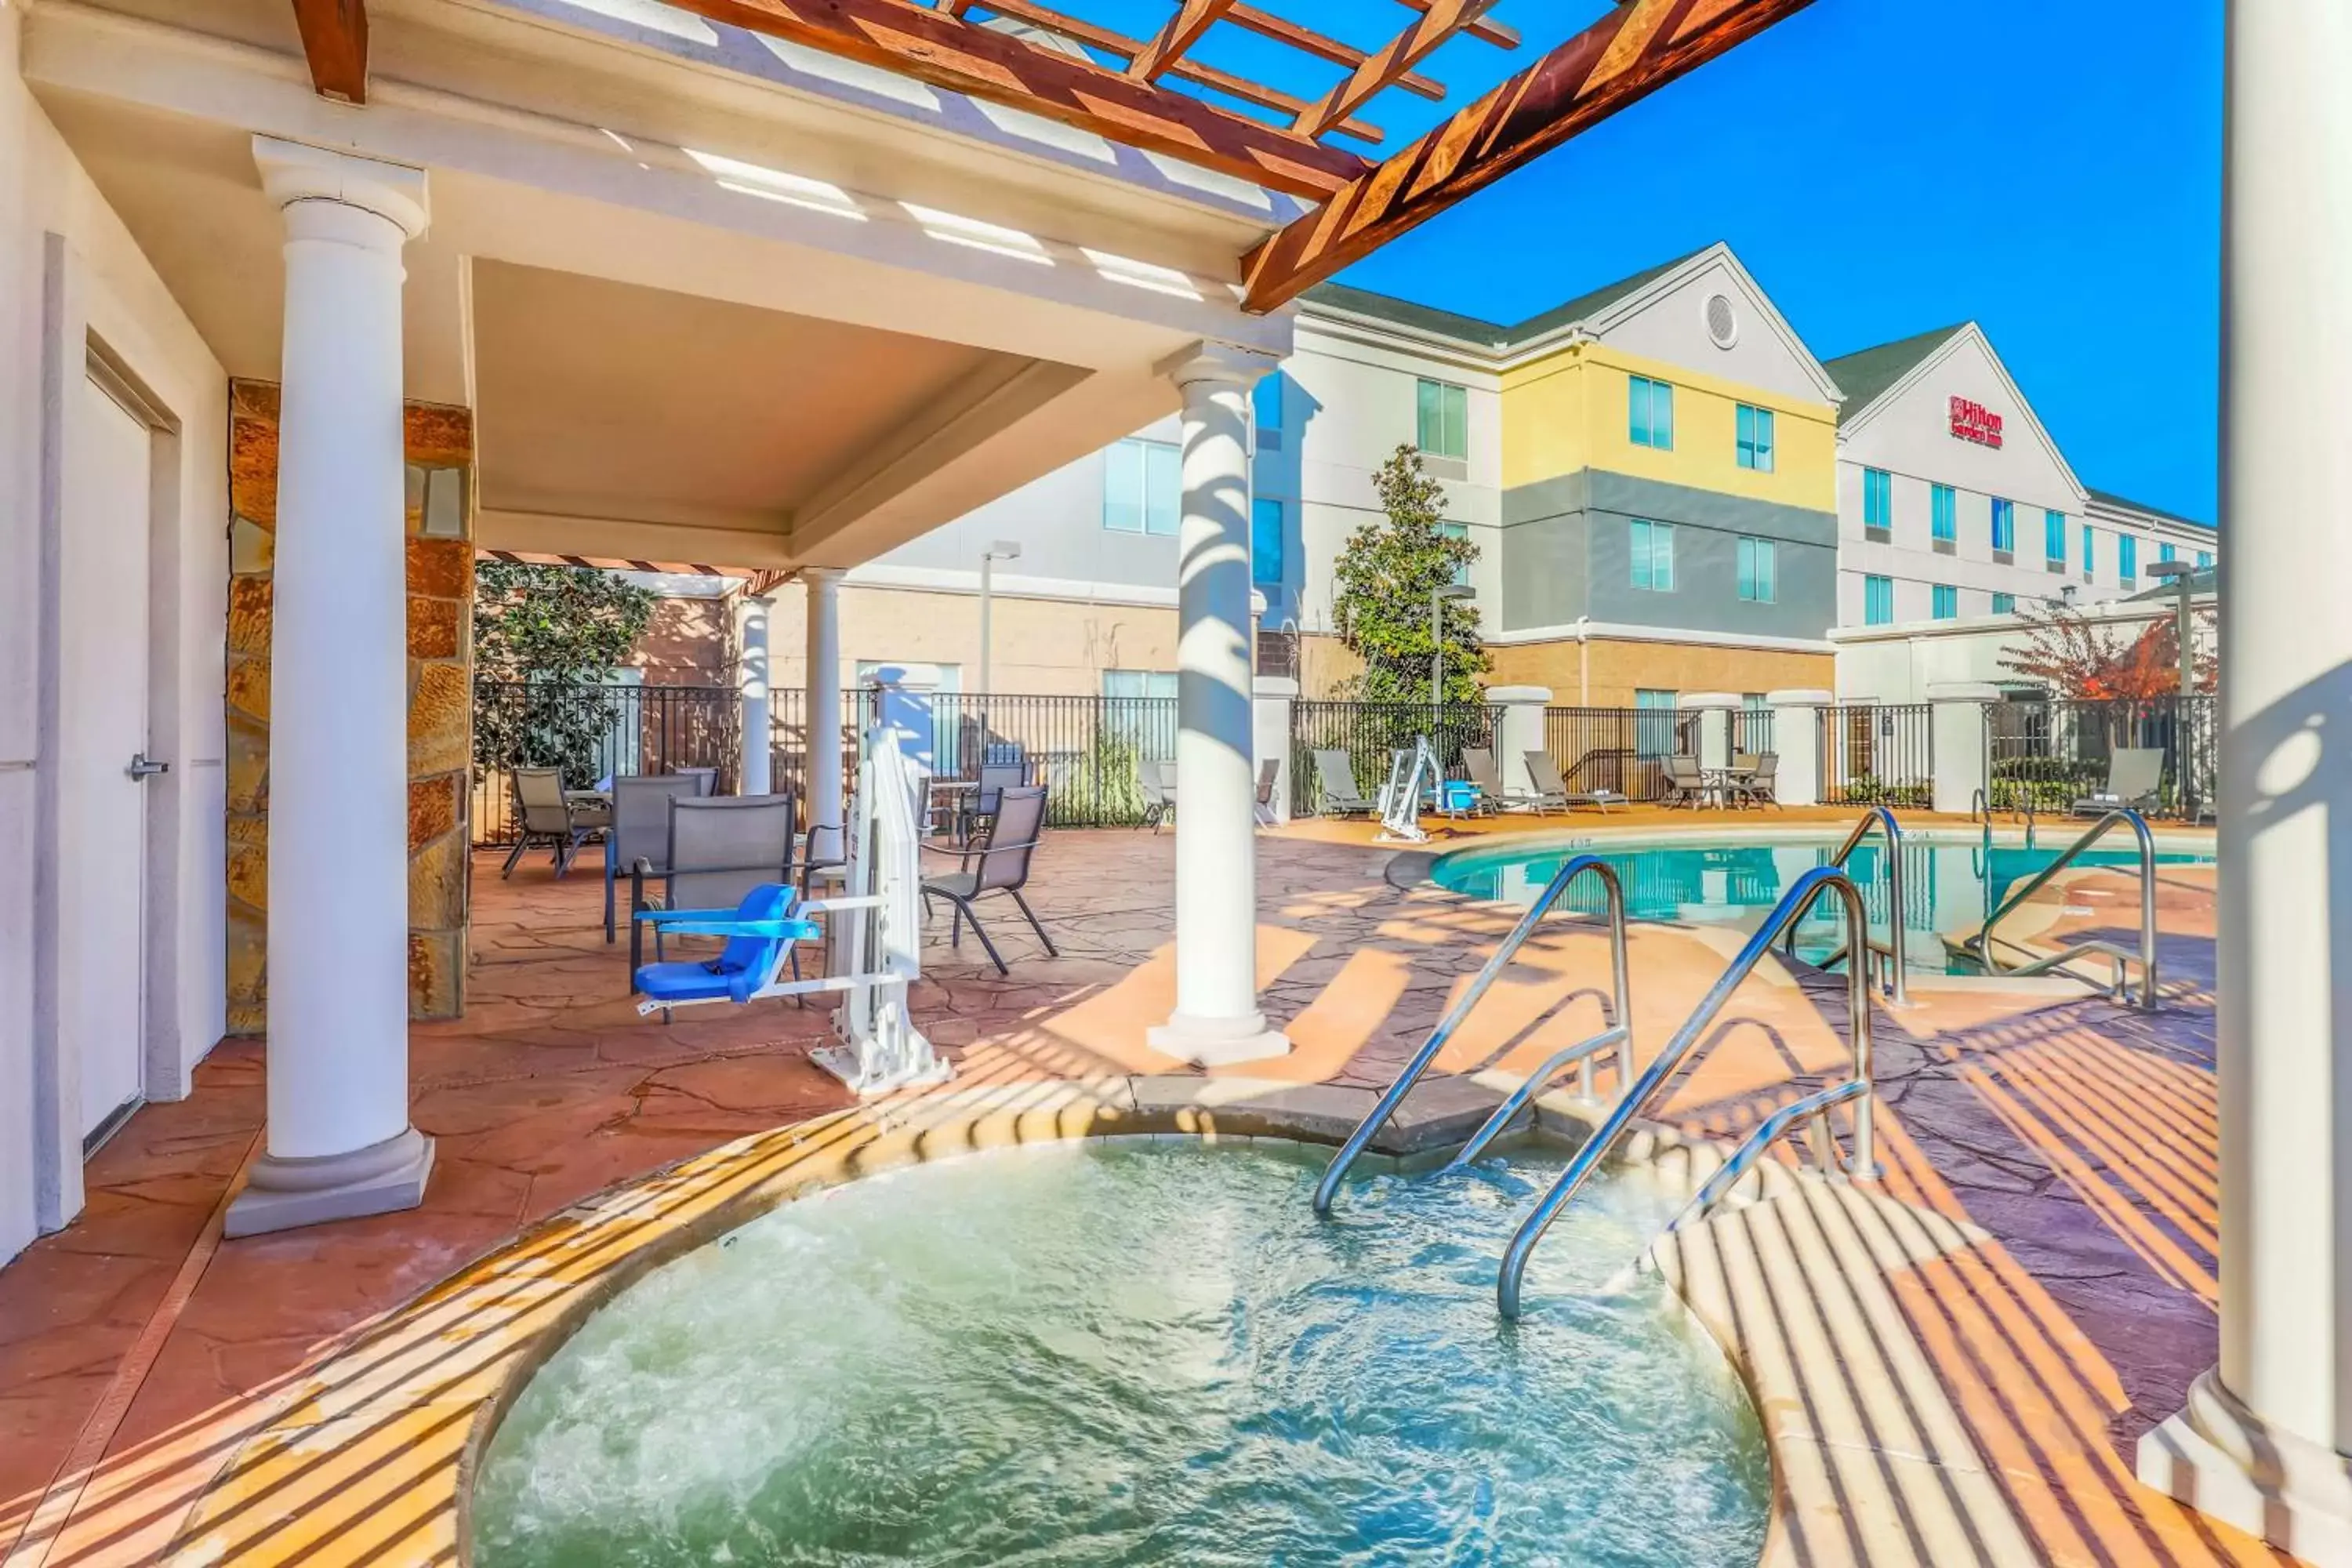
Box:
[471,1141,1769,1567]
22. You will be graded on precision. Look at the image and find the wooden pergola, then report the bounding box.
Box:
[290,0,1814,311]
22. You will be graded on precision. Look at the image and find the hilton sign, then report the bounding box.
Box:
[1949,396,2005,448]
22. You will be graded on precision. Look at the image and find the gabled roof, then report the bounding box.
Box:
[1821,325,1967,429]
[2086,488,2213,532]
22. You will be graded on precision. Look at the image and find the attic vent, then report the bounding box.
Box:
[1704,292,1739,349]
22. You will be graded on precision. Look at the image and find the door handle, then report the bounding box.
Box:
[128,753,169,780]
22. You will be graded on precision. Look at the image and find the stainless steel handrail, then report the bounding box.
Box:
[1498,865,1876,1319]
[1780,805,1907,1006]
[1654,1079,1872,1247]
[1968,808,2159,1011]
[1313,855,1630,1214]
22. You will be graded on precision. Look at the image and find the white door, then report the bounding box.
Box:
[60,370,153,1142]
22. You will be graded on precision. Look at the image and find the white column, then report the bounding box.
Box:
[1679,692,1738,774]
[1251,676,1298,825]
[737,591,772,795]
[1148,343,1289,1066]
[1926,681,1998,817]
[2136,5,2352,1560]
[804,568,846,862]
[1488,686,1552,800]
[227,140,431,1238]
[1767,690,1830,808]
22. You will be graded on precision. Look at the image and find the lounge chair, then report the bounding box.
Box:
[603,775,704,941]
[1254,757,1281,826]
[1730,753,1780,809]
[1661,754,1708,808]
[2072,747,2165,817]
[1139,758,1176,833]
[921,784,1057,975]
[633,883,820,1020]
[1523,751,1620,813]
[629,793,798,981]
[1312,750,1378,816]
[503,768,597,879]
[1462,747,1533,812]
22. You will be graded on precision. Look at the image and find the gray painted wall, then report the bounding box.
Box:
[1500,470,1838,639]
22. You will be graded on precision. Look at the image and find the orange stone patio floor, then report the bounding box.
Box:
[0,811,2288,1566]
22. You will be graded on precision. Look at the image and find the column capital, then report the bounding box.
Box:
[800,565,848,590]
[252,136,430,240]
[1158,339,1280,392]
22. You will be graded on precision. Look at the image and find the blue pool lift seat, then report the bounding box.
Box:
[631,883,820,1012]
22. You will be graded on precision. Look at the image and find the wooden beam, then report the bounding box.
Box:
[1292,0,1499,140]
[1391,0,1517,51]
[291,0,368,103]
[656,0,1370,198]
[1126,0,1234,81]
[1223,5,1446,102]
[1243,0,1819,310]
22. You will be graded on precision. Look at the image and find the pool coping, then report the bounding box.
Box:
[151,1070,2009,1568]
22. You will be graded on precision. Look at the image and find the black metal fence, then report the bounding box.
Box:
[473,682,739,845]
[877,692,1178,829]
[1290,701,1501,815]
[1984,695,2216,817]
[1538,706,1698,803]
[1818,703,1934,807]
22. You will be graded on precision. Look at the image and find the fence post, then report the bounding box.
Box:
[1488,686,1552,800]
[1252,677,1298,822]
[1928,681,2000,815]
[1767,690,1831,807]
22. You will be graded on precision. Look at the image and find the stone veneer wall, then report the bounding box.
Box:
[224,379,475,1033]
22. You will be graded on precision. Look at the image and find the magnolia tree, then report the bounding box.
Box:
[1999,601,2216,700]
[472,561,657,787]
[1332,445,1488,702]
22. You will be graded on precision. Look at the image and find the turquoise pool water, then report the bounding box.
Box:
[1432,833,2213,972]
[472,1142,1769,1567]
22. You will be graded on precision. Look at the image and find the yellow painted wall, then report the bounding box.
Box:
[1501,341,1838,514]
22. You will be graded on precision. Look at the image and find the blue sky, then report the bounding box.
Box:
[1193,0,2224,523]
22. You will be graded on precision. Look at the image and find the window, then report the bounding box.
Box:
[1991,497,2016,555]
[1102,669,1177,701]
[1102,670,1178,760]
[2045,509,2067,567]
[1417,378,1468,460]
[1863,467,1893,532]
[1635,689,1679,757]
[1439,520,1471,587]
[1864,575,1894,626]
[1251,497,1285,584]
[1628,376,1675,450]
[1103,437,1179,535]
[1932,584,1959,620]
[1629,519,1676,592]
[2119,533,2140,581]
[1252,372,1283,434]
[2159,541,2177,564]
[1991,592,2016,615]
[1931,484,1957,544]
[1737,536,1777,603]
[2197,550,2213,570]
[1736,404,1775,471]
[2082,523,2096,576]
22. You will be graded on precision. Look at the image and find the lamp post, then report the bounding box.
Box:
[1431,582,1475,732]
[2149,557,2199,818]
[978,539,1022,699]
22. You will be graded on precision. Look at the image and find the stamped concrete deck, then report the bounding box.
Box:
[0,814,2278,1566]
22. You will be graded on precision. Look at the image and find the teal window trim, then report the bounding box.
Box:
[1628,376,1675,451]
[1736,404,1776,472]
[1439,520,1471,587]
[1103,437,1180,535]
[1416,379,1468,460]
[1629,519,1676,592]
[1251,496,1285,584]
[2083,523,2096,575]
[2159,542,2177,564]
[2120,534,2140,580]
[1737,535,1777,603]
[2196,550,2213,569]
[1991,592,2016,615]
[1991,497,2016,553]
[2044,509,2067,565]
[1932,583,1958,620]
[1864,575,1893,626]
[1930,485,1957,543]
[1863,467,1893,528]
[1634,688,1679,757]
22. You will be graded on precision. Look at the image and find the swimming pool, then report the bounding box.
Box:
[472,1140,1770,1567]
[1431,829,2214,973]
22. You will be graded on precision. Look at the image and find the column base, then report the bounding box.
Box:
[225,1127,435,1239]
[2137,1370,2352,1566]
[1149,1011,1292,1067]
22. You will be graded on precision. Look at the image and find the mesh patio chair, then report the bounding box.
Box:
[1523,752,1618,813]
[1139,758,1176,833]
[960,757,1029,840]
[630,793,799,983]
[604,775,704,941]
[670,766,719,797]
[921,784,1056,975]
[1730,753,1780,809]
[1312,750,1378,816]
[503,768,597,879]
[1661,754,1708,808]
[2072,748,2165,817]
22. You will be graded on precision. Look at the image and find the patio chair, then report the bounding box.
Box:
[1254,757,1280,826]
[1730,753,1781,809]
[960,757,1030,841]
[632,882,821,1023]
[630,793,799,982]
[604,774,707,941]
[921,784,1056,975]
[1461,747,1531,812]
[1140,758,1176,833]
[503,768,597,879]
[1661,754,1708,809]
[1523,751,1619,813]
[1312,750,1378,816]
[2072,748,2165,817]
[670,766,719,797]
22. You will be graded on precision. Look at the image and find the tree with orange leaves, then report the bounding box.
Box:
[1999,601,2215,699]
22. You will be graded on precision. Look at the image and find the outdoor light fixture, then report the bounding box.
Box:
[978,540,1022,700]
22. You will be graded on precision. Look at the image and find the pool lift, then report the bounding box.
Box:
[1374,735,1446,844]
[630,722,952,1098]
[1316,830,1889,1321]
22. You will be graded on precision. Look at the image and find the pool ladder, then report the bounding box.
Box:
[1958,808,2161,1011]
[1777,804,1909,1007]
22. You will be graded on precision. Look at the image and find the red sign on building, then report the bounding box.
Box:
[1949,396,2005,448]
